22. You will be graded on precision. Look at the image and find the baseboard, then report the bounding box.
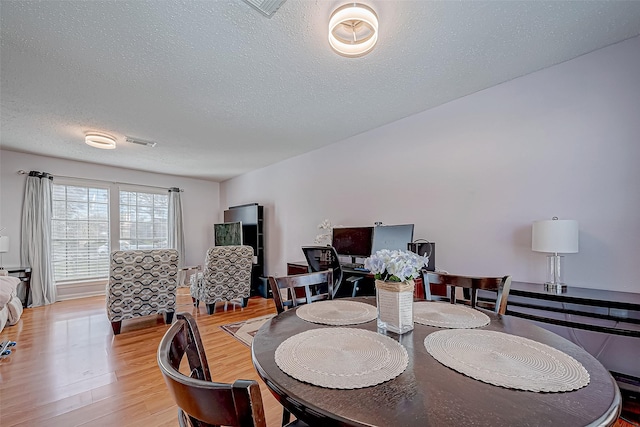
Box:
[56,280,106,301]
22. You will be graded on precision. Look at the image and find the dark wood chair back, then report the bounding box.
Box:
[422,272,512,315]
[157,312,266,427]
[268,270,334,314]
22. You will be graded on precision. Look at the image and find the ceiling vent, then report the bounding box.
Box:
[242,0,286,17]
[126,137,157,147]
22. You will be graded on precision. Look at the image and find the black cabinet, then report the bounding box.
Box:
[6,266,31,307]
[224,204,266,297]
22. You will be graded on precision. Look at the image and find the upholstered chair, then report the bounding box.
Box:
[106,249,179,335]
[190,245,254,315]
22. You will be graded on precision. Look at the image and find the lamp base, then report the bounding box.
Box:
[544,282,567,294]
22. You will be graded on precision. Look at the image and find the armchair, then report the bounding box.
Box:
[106,249,179,335]
[190,245,254,315]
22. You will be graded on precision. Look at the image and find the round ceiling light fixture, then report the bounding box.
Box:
[85,132,117,149]
[328,3,378,58]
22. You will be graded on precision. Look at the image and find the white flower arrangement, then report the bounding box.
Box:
[364,249,428,282]
[313,219,334,245]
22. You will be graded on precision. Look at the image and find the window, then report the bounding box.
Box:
[119,190,168,250]
[52,184,110,281]
[51,183,169,283]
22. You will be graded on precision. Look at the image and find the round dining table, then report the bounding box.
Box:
[251,297,621,427]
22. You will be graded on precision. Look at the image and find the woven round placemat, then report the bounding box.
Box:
[296,300,377,325]
[413,301,490,328]
[424,329,590,392]
[275,327,408,389]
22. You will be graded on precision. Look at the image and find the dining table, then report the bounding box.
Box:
[251,297,621,427]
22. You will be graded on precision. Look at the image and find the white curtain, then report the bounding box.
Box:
[168,187,186,286]
[21,171,56,306]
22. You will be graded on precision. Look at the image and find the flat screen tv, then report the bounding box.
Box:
[214,221,243,246]
[371,224,415,254]
[331,226,374,258]
[224,203,258,225]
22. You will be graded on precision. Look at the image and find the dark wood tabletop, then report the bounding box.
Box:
[251,297,621,427]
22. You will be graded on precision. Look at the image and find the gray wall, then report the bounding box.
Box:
[221,36,640,293]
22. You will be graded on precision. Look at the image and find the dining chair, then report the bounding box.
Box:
[106,249,179,335]
[190,245,254,315]
[268,270,334,315]
[158,312,267,427]
[301,246,363,298]
[421,271,512,315]
[158,312,307,427]
[268,271,332,425]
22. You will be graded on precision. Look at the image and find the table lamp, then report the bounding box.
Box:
[531,217,578,293]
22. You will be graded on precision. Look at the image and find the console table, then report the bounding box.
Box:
[502,282,640,338]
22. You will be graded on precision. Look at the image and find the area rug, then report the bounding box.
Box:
[220,314,275,347]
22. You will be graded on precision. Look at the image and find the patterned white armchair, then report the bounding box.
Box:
[106,249,179,335]
[190,245,254,315]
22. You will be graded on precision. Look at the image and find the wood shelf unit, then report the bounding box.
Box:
[224,204,267,297]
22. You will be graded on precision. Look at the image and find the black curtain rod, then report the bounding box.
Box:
[17,170,183,192]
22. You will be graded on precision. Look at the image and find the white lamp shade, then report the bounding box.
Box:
[532,219,579,253]
[0,236,9,253]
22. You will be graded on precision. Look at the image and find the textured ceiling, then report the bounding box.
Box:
[2,1,640,182]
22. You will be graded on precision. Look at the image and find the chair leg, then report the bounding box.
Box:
[110,320,122,335]
[352,280,361,298]
[177,409,189,427]
[164,311,174,324]
[282,408,291,426]
[206,303,216,315]
[192,297,199,307]
[241,297,249,308]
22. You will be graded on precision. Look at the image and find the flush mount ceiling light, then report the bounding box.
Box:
[328,3,378,58]
[85,133,116,150]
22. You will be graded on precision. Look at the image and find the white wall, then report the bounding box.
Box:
[0,149,219,275]
[221,36,640,293]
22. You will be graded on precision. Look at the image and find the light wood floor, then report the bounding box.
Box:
[0,289,283,426]
[1,290,636,427]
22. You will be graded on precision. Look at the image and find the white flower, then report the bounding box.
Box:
[318,219,332,230]
[314,233,330,244]
[314,219,340,244]
[364,249,428,282]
